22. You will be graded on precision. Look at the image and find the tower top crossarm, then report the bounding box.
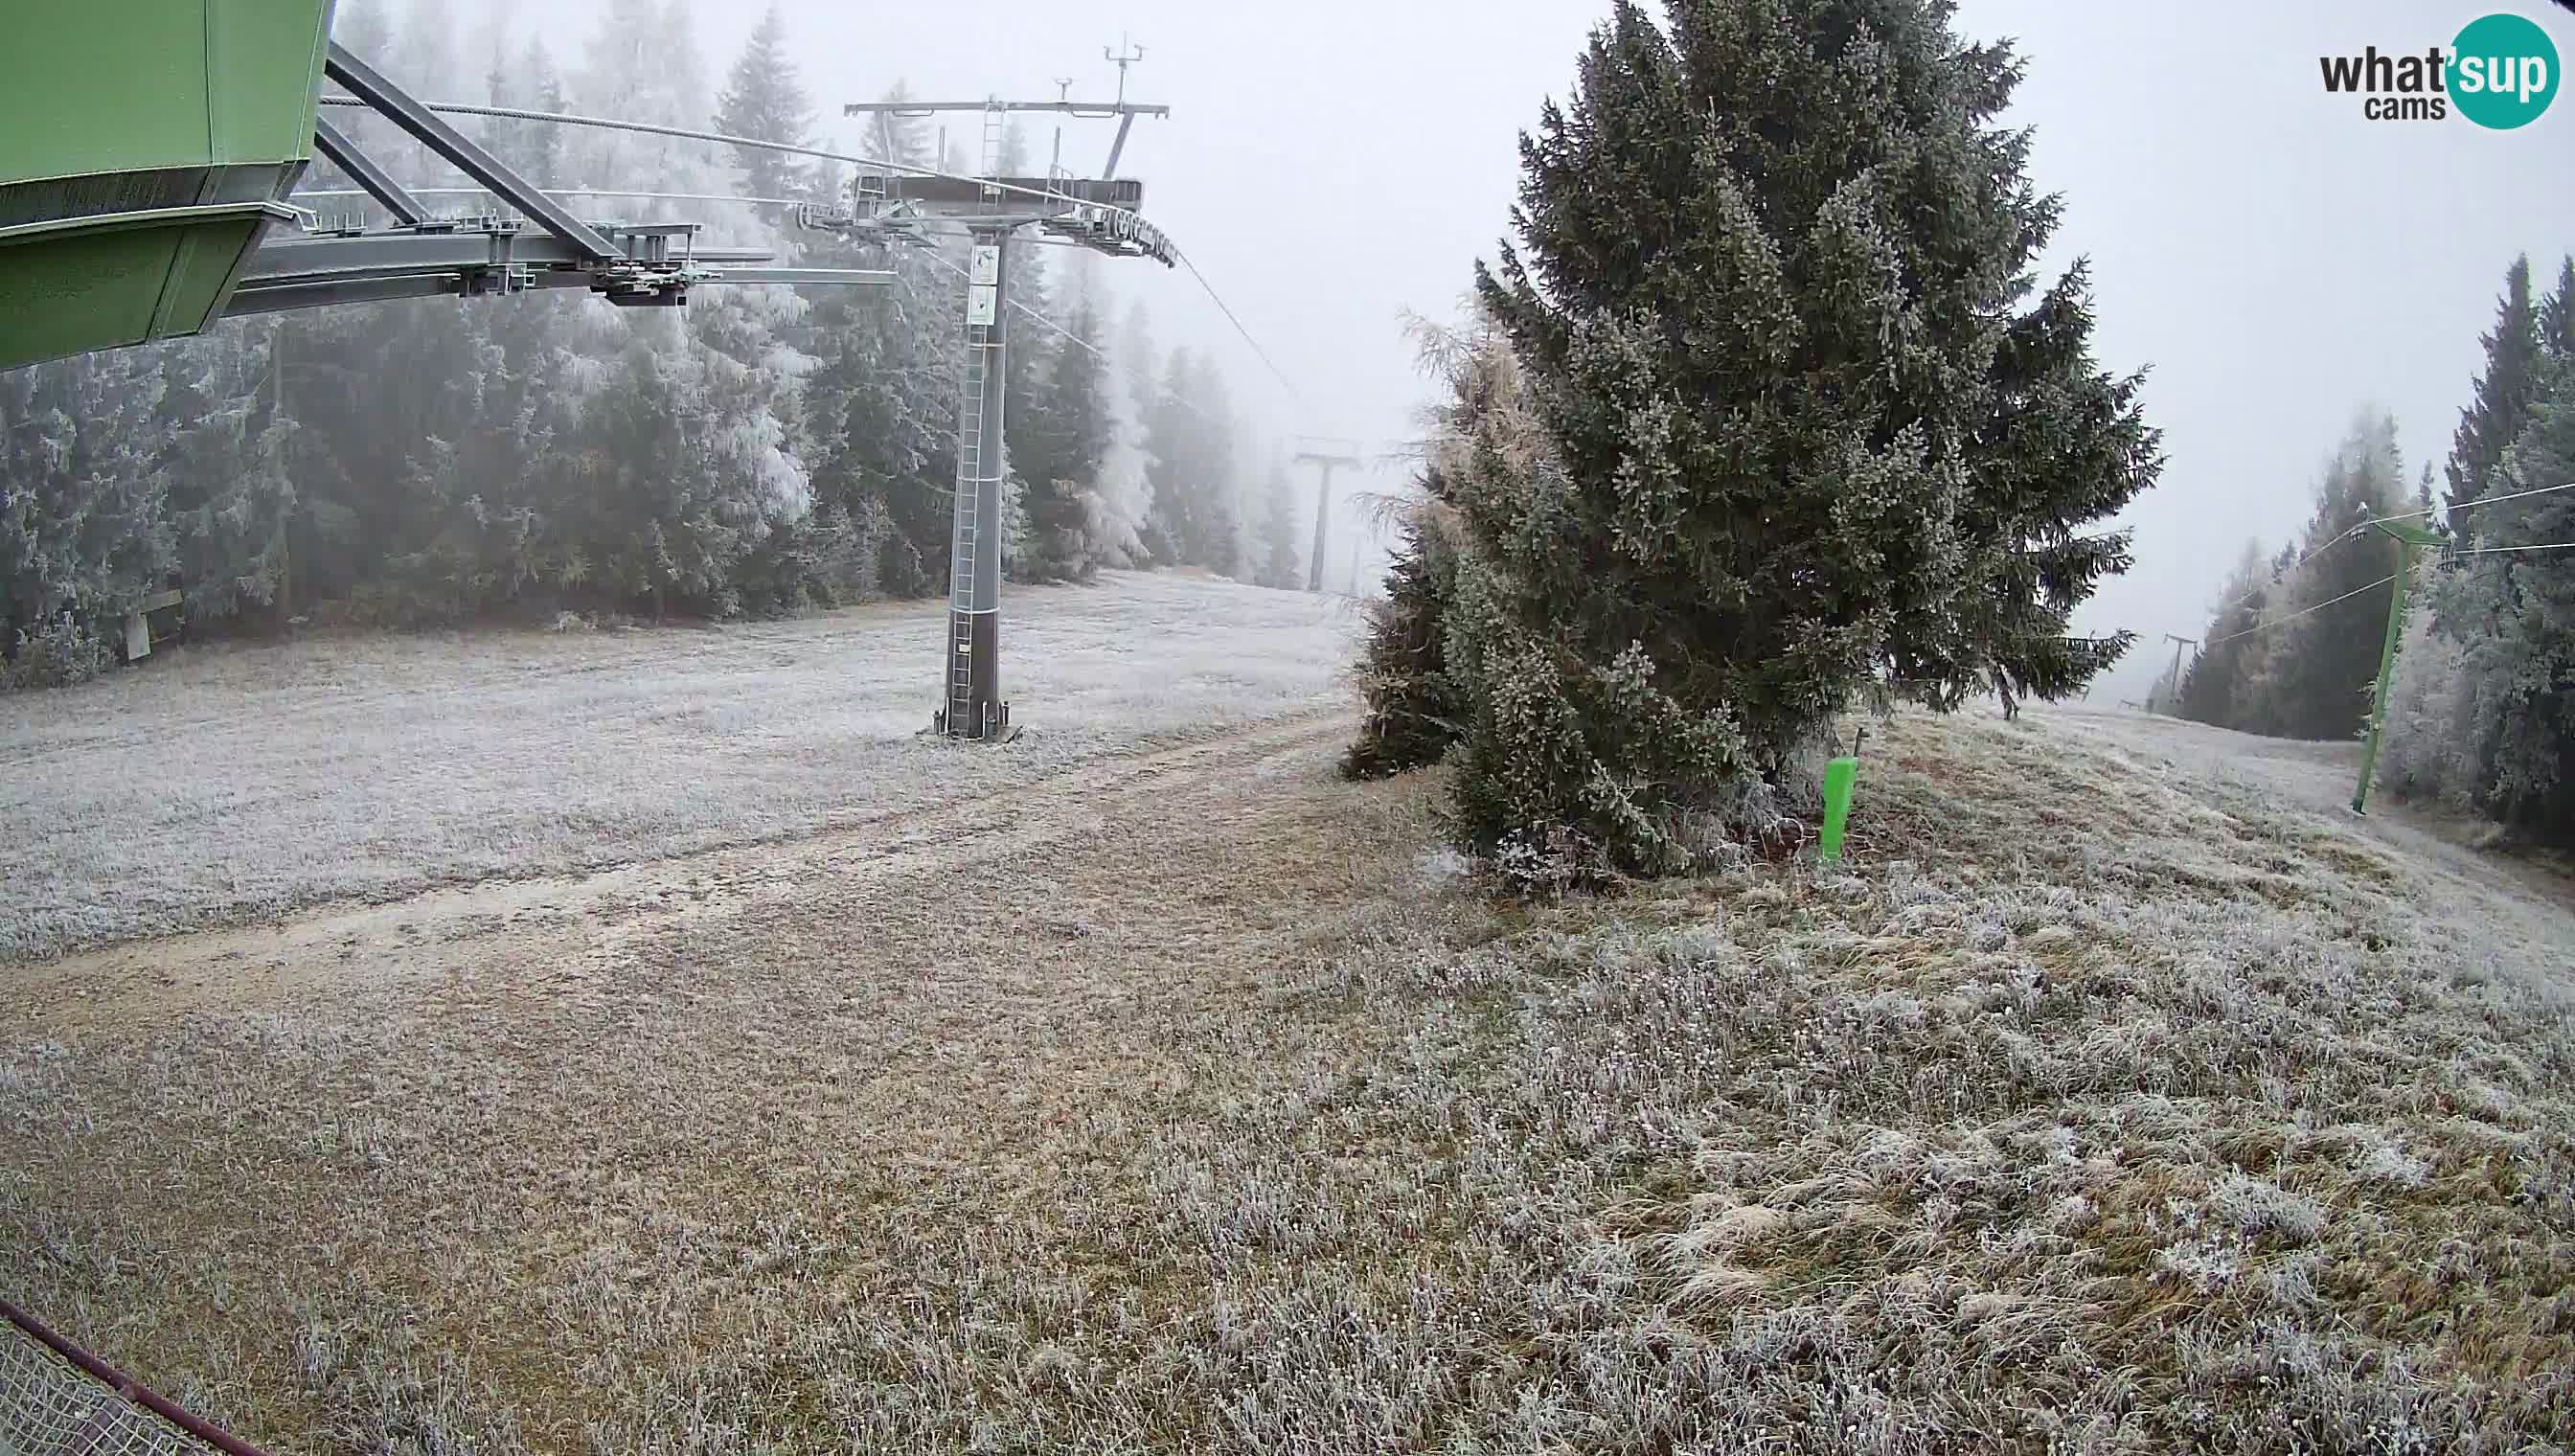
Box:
[843,100,1169,119]
[1294,435,1365,469]
[831,82,1174,256]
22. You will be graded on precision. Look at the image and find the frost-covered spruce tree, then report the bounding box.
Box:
[1142,350,1241,574]
[1343,307,1506,780]
[2377,577,2481,811]
[1088,344,1157,569]
[1442,0,2156,874]
[2445,256,2544,515]
[1342,502,1465,779]
[2254,413,2407,741]
[712,3,810,204]
[2422,253,2575,830]
[2475,353,2575,837]
[1014,301,1112,582]
[0,348,173,660]
[1255,462,1303,590]
[2176,540,2270,730]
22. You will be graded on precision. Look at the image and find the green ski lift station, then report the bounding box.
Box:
[1,2,335,371]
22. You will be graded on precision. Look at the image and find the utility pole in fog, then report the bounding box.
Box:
[1293,437,1362,595]
[2155,634,2197,715]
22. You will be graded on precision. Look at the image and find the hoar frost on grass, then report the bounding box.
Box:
[6,704,2575,1453]
[0,571,1355,961]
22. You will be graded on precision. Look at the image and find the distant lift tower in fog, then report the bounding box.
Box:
[1292,438,1364,595]
[834,57,1173,742]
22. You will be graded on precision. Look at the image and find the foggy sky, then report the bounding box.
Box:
[590,0,2569,703]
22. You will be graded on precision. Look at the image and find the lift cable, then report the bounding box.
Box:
[2201,574,2400,648]
[908,243,1242,436]
[2448,539,2575,557]
[2366,477,2575,530]
[2197,477,2575,628]
[2181,535,2574,651]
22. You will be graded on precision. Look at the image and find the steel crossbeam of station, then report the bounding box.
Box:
[242,42,892,320]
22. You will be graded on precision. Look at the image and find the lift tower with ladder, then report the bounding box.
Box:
[833,65,1174,741]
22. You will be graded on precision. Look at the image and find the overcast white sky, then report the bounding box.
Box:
[597,0,2571,703]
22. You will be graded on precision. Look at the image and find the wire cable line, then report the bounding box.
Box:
[315,96,1106,216]
[2202,573,2399,648]
[2196,477,2575,628]
[2448,539,2575,557]
[2374,477,2575,528]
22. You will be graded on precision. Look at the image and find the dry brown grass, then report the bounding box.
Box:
[6,702,2573,1453]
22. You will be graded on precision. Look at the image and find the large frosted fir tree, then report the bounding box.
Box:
[1143,350,1242,575]
[1014,301,1113,582]
[1384,0,2159,875]
[712,4,811,202]
[2446,256,2543,515]
[2245,414,2408,741]
[2176,540,2273,731]
[1254,462,1303,590]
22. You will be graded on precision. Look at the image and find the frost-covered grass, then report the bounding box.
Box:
[0,571,1358,961]
[5,701,2571,1453]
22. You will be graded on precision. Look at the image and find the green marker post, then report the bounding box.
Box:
[2351,520,2442,815]
[1818,755,1859,864]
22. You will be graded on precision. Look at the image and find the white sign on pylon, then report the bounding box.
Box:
[969,245,1000,285]
[967,285,998,326]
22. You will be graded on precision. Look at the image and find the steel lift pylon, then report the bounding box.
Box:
[1291,438,1364,596]
[832,68,1175,743]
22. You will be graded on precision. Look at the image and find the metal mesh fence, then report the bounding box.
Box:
[0,1309,216,1456]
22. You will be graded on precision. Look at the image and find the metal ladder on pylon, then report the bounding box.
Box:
[978,98,1007,209]
[949,353,984,732]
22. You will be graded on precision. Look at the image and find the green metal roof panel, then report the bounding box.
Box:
[5,8,210,183]
[5,2,334,186]
[208,0,338,168]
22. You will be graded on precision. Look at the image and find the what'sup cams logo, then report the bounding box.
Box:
[2318,11,2560,127]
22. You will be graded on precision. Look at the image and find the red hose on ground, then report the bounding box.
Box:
[0,1296,279,1456]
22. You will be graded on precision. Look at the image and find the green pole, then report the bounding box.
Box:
[2351,522,2441,815]
[1818,756,1859,863]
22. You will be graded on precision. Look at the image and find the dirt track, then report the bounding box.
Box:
[11,708,1399,1035]
[1,571,1358,961]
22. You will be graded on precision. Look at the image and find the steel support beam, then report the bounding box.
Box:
[310,118,431,227]
[1104,113,1137,178]
[225,274,495,316]
[843,101,1169,118]
[235,229,761,288]
[707,267,898,286]
[225,227,786,316]
[323,43,624,262]
[227,262,889,318]
[861,175,1142,211]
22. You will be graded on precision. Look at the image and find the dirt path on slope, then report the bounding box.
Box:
[8,710,1392,1036]
[2038,704,2574,978]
